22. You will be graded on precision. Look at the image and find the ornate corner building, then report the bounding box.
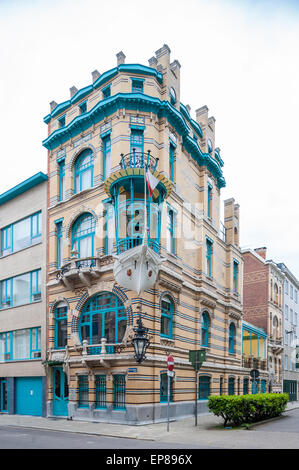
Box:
[43,44,266,424]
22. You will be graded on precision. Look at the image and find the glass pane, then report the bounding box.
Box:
[58,318,67,348]
[91,314,101,344]
[55,370,61,398]
[117,319,126,343]
[161,316,170,336]
[79,236,92,258]
[13,273,30,306]
[12,329,30,359]
[81,169,92,191]
[105,311,115,343]
[13,218,31,251]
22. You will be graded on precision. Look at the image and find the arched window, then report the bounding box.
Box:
[72,213,95,259]
[54,301,68,349]
[229,322,236,354]
[74,149,94,193]
[201,311,209,347]
[198,376,210,400]
[79,292,126,348]
[160,295,174,339]
[228,377,235,395]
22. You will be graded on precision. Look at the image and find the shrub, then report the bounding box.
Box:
[208,393,288,427]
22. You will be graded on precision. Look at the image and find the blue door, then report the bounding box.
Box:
[53,367,69,416]
[15,377,43,416]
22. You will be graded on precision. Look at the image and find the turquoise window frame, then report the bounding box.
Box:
[160,296,174,339]
[56,221,63,268]
[113,374,126,409]
[54,303,68,349]
[207,184,212,218]
[78,375,89,408]
[95,375,107,409]
[58,159,65,201]
[169,142,175,182]
[1,212,42,256]
[229,322,236,354]
[228,377,235,395]
[233,259,239,293]
[198,375,210,400]
[167,207,175,254]
[79,292,126,346]
[58,115,65,128]
[102,85,111,99]
[201,311,209,347]
[0,327,41,361]
[206,237,213,277]
[74,149,94,194]
[160,372,173,403]
[130,128,144,156]
[71,213,95,259]
[0,378,8,413]
[243,378,249,395]
[79,100,87,114]
[0,269,41,310]
[260,379,266,393]
[131,78,144,94]
[104,201,113,255]
[102,134,111,180]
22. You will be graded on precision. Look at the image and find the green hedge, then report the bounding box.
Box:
[208,393,288,427]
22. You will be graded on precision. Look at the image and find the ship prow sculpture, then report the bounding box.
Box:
[113,231,165,295]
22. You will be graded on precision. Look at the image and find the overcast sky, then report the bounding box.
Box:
[0,0,298,278]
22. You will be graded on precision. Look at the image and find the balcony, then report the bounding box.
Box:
[242,355,267,371]
[81,338,132,365]
[56,256,104,289]
[120,150,159,172]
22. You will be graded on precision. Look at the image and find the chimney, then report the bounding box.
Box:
[254,247,267,260]
[70,86,78,98]
[91,69,100,82]
[186,104,191,114]
[148,56,158,70]
[50,101,57,112]
[224,198,240,247]
[155,44,171,69]
[116,51,126,66]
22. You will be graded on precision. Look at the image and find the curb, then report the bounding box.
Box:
[248,407,299,430]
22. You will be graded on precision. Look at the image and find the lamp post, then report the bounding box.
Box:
[131,313,150,364]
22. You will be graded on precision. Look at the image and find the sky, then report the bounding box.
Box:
[0,0,298,278]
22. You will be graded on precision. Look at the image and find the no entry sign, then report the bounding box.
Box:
[167,355,174,371]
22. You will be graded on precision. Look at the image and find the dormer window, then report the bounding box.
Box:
[102,85,111,99]
[131,78,144,94]
[79,101,87,114]
[58,115,65,128]
[207,139,213,153]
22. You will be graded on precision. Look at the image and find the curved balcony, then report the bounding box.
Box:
[120,150,159,172]
[56,256,102,289]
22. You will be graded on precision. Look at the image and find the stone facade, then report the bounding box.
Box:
[43,45,264,424]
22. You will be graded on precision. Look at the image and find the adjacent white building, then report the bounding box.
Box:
[277,262,299,401]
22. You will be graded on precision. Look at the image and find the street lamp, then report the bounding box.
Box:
[131,313,150,364]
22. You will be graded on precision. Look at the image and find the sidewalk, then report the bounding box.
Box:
[0,401,298,448]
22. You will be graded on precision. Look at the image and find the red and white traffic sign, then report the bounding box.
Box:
[167,355,174,371]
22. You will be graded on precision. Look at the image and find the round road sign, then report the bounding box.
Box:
[167,355,174,371]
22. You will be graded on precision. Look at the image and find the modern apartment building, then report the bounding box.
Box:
[277,262,299,401]
[0,172,48,415]
[42,44,265,424]
[242,247,284,392]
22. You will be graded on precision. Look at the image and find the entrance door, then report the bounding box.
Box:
[15,377,43,416]
[53,367,69,416]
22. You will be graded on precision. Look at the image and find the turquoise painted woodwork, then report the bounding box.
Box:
[113,374,126,409]
[53,367,69,416]
[198,376,210,400]
[160,373,173,403]
[72,213,95,259]
[79,292,126,345]
[42,93,225,188]
[78,375,89,408]
[161,295,174,339]
[95,375,107,408]
[74,148,94,193]
[228,377,235,395]
[201,312,209,347]
[229,322,236,354]
[15,377,43,416]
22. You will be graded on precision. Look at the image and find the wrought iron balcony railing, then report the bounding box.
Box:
[120,150,159,172]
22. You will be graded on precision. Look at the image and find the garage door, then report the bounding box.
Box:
[15,377,43,416]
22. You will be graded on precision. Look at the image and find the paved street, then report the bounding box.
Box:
[0,403,299,449]
[0,425,215,449]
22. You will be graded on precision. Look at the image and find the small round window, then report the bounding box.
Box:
[170,87,176,105]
